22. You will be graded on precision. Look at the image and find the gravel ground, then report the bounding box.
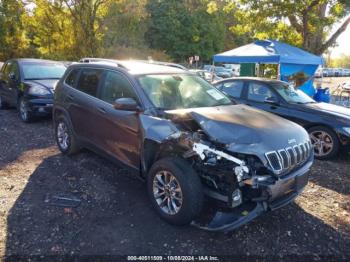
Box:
[0,108,349,261]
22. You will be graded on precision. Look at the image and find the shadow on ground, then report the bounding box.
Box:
[4,150,350,259]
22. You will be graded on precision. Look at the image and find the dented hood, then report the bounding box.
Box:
[166,105,309,159]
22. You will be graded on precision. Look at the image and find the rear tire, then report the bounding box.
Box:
[147,157,203,225]
[308,126,339,160]
[18,97,34,123]
[55,115,80,155]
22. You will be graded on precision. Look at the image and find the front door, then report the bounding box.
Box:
[245,81,281,114]
[94,70,141,169]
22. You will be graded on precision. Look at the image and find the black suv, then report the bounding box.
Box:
[53,60,313,231]
[214,77,350,160]
[0,59,66,122]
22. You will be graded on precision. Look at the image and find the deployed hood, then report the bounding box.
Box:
[301,102,350,120]
[24,79,59,92]
[165,105,309,160]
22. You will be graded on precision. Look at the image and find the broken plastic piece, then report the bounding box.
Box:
[45,194,81,207]
[193,142,249,173]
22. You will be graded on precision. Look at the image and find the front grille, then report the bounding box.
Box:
[265,141,312,175]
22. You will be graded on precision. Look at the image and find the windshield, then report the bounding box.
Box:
[273,83,315,104]
[22,62,66,80]
[138,74,232,110]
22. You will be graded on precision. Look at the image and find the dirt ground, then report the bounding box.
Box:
[0,102,349,260]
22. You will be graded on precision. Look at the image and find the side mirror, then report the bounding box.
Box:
[265,96,279,105]
[113,97,140,111]
[8,73,17,81]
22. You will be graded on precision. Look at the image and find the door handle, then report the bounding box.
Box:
[97,107,106,114]
[67,94,75,100]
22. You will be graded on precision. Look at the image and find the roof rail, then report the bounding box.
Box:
[79,58,187,71]
[79,58,128,70]
[79,58,116,63]
[133,60,188,70]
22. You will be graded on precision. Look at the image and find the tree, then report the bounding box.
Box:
[331,54,350,68]
[61,0,109,58]
[145,0,226,62]
[0,0,30,60]
[103,0,148,50]
[228,0,350,55]
[25,0,76,60]
[25,0,110,59]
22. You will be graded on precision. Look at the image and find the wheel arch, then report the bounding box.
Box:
[53,106,76,135]
[142,138,189,177]
[304,123,339,137]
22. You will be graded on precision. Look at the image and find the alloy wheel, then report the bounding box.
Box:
[57,121,70,150]
[153,170,183,215]
[20,99,28,121]
[310,130,334,157]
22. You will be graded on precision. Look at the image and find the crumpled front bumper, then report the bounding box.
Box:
[192,156,313,232]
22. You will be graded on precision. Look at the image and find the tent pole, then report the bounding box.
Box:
[211,60,215,82]
[278,63,281,80]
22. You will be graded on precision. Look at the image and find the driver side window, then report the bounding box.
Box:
[247,82,276,102]
[99,71,137,104]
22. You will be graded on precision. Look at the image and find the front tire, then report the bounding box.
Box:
[147,157,203,225]
[308,126,340,160]
[55,116,79,155]
[18,97,33,123]
[0,95,8,109]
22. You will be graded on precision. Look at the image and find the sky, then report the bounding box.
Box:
[329,21,350,58]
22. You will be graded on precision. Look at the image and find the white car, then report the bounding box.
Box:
[342,81,350,90]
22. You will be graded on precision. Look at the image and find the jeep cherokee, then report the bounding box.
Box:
[53,60,313,231]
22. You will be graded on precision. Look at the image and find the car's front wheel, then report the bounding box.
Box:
[308,126,340,160]
[55,116,79,155]
[147,157,203,225]
[0,95,8,109]
[18,97,33,123]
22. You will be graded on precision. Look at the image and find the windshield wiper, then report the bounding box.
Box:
[296,101,316,104]
[25,77,60,80]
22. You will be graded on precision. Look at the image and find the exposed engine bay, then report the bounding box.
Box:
[141,105,313,231]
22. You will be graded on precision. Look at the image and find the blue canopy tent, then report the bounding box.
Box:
[213,40,324,96]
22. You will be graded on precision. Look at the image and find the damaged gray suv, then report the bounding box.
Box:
[53,60,313,231]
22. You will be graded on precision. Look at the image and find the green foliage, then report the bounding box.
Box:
[228,0,350,55]
[0,0,31,60]
[145,0,225,62]
[331,55,350,68]
[0,0,349,62]
[103,0,148,50]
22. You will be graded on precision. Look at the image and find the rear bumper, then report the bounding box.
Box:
[192,156,313,232]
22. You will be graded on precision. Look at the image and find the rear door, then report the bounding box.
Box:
[64,68,104,144]
[94,70,141,169]
[216,80,245,103]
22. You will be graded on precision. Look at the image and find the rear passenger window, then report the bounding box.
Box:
[222,81,244,98]
[99,71,137,104]
[76,69,103,97]
[65,69,80,87]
